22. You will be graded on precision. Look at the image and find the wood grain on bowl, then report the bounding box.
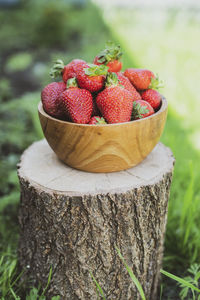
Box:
[38,98,168,173]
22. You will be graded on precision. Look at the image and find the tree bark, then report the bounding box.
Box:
[18,139,175,300]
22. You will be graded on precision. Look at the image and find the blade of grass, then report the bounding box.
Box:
[0,254,18,297]
[160,269,200,293]
[90,271,106,300]
[41,266,52,296]
[115,246,146,300]
[159,284,163,300]
[8,259,17,278]
[9,269,25,293]
[10,287,21,300]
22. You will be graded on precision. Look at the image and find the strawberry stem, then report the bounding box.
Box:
[96,41,123,64]
[67,77,78,88]
[131,102,149,120]
[84,64,109,77]
[95,117,107,124]
[50,59,65,79]
[105,72,119,87]
[149,74,164,90]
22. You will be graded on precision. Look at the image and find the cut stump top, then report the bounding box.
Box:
[18,139,174,196]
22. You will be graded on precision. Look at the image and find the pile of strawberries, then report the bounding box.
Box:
[41,42,163,125]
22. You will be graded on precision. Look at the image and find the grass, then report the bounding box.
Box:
[161,264,200,299]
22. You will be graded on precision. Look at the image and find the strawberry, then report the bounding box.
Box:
[41,81,66,119]
[116,72,141,101]
[131,100,154,120]
[50,59,86,83]
[76,64,108,93]
[124,68,159,91]
[92,93,101,116]
[88,116,107,125]
[60,78,93,124]
[141,89,161,110]
[93,41,122,72]
[96,73,133,124]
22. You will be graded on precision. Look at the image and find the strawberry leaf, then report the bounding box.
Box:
[97,56,106,63]
[95,117,107,124]
[50,59,65,78]
[96,41,123,64]
[105,72,119,87]
[84,64,109,76]
[149,74,164,90]
[132,102,149,120]
[67,77,78,88]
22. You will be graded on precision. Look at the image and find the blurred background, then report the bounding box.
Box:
[0,0,200,299]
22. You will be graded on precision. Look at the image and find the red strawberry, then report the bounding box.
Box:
[88,116,107,125]
[50,59,86,83]
[91,93,101,116]
[60,78,93,124]
[116,72,141,101]
[141,89,161,110]
[93,41,122,72]
[41,81,66,119]
[124,68,157,90]
[96,73,133,124]
[131,100,154,120]
[94,57,122,73]
[76,64,108,93]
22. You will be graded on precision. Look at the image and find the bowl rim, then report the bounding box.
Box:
[38,96,167,127]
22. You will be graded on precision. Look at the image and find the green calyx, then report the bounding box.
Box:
[149,74,164,90]
[67,77,78,88]
[96,41,123,64]
[105,72,119,87]
[131,102,149,120]
[84,64,109,77]
[94,117,107,124]
[50,59,65,78]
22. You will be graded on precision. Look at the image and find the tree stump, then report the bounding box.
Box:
[18,139,175,300]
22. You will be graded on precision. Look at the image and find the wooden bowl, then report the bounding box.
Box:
[38,98,168,173]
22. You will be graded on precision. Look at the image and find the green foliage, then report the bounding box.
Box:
[0,199,20,298]
[164,159,200,267]
[26,287,60,300]
[161,264,200,300]
[0,252,19,299]
[32,1,75,48]
[0,0,72,51]
[6,53,33,72]
[0,92,42,199]
[0,255,60,300]
[0,0,109,54]
[0,92,42,148]
[0,78,12,101]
